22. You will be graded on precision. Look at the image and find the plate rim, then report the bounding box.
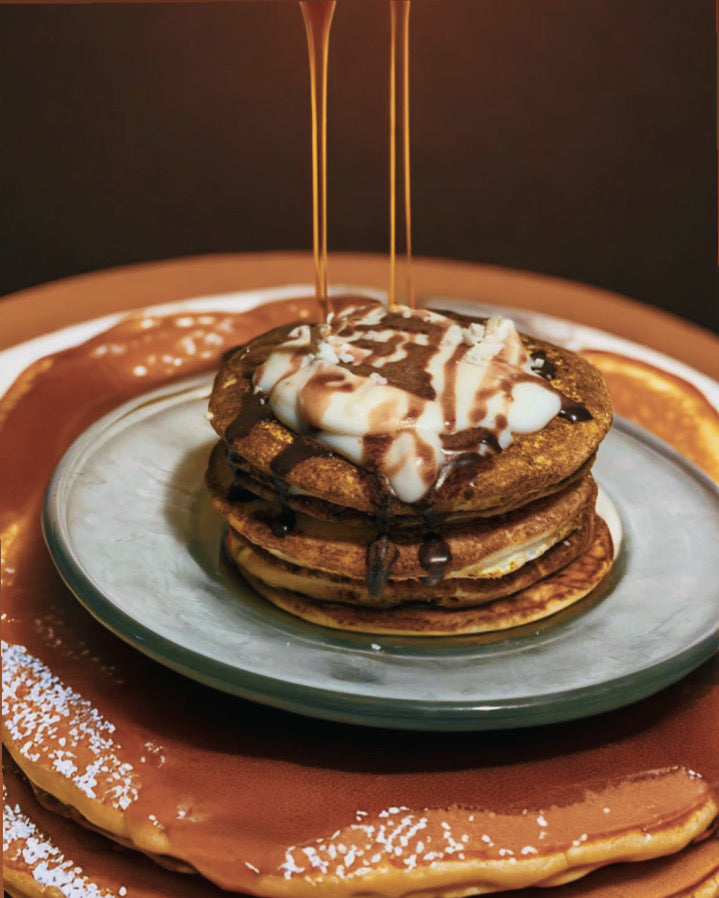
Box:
[41,375,719,731]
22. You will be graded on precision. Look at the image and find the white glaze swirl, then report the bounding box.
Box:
[253,305,561,503]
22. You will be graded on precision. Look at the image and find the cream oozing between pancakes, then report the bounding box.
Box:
[253,305,562,503]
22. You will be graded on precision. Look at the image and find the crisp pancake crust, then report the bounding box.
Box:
[213,445,599,525]
[206,312,613,517]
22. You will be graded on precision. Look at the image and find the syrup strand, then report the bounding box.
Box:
[300,0,336,323]
[389,0,414,310]
[388,1,398,309]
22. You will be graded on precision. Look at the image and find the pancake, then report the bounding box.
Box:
[5,745,718,898]
[229,513,612,635]
[225,496,598,610]
[215,442,599,526]
[257,770,719,897]
[207,441,599,585]
[207,305,613,518]
[583,348,719,482]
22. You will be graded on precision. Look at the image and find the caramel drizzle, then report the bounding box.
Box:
[389,0,414,310]
[300,0,336,323]
[301,1,415,325]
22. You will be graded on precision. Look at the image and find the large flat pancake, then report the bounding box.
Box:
[4,747,717,898]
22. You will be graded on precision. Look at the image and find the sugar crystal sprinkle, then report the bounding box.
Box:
[3,785,116,897]
[279,806,538,880]
[2,642,139,811]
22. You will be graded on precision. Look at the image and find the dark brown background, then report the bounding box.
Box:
[1,0,717,331]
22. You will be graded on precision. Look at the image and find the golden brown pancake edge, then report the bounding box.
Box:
[228,514,614,635]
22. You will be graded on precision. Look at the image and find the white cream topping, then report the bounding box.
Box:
[253,305,562,503]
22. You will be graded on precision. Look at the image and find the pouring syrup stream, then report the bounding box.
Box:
[301,0,414,319]
[389,0,414,309]
[300,0,336,323]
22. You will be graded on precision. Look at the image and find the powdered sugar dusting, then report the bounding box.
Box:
[280,806,487,879]
[97,312,251,377]
[277,770,714,883]
[2,641,139,812]
[3,784,117,897]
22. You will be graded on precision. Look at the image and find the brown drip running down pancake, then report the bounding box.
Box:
[206,302,615,633]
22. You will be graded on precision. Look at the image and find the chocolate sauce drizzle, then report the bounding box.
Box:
[366,535,400,600]
[559,398,593,423]
[364,479,400,600]
[270,507,297,538]
[226,482,256,504]
[530,351,592,422]
[224,395,272,445]
[418,533,452,585]
[530,350,557,381]
[225,450,257,503]
[441,427,502,456]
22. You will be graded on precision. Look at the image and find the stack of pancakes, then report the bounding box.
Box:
[205,302,614,635]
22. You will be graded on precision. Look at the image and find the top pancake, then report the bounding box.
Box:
[207,307,613,517]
